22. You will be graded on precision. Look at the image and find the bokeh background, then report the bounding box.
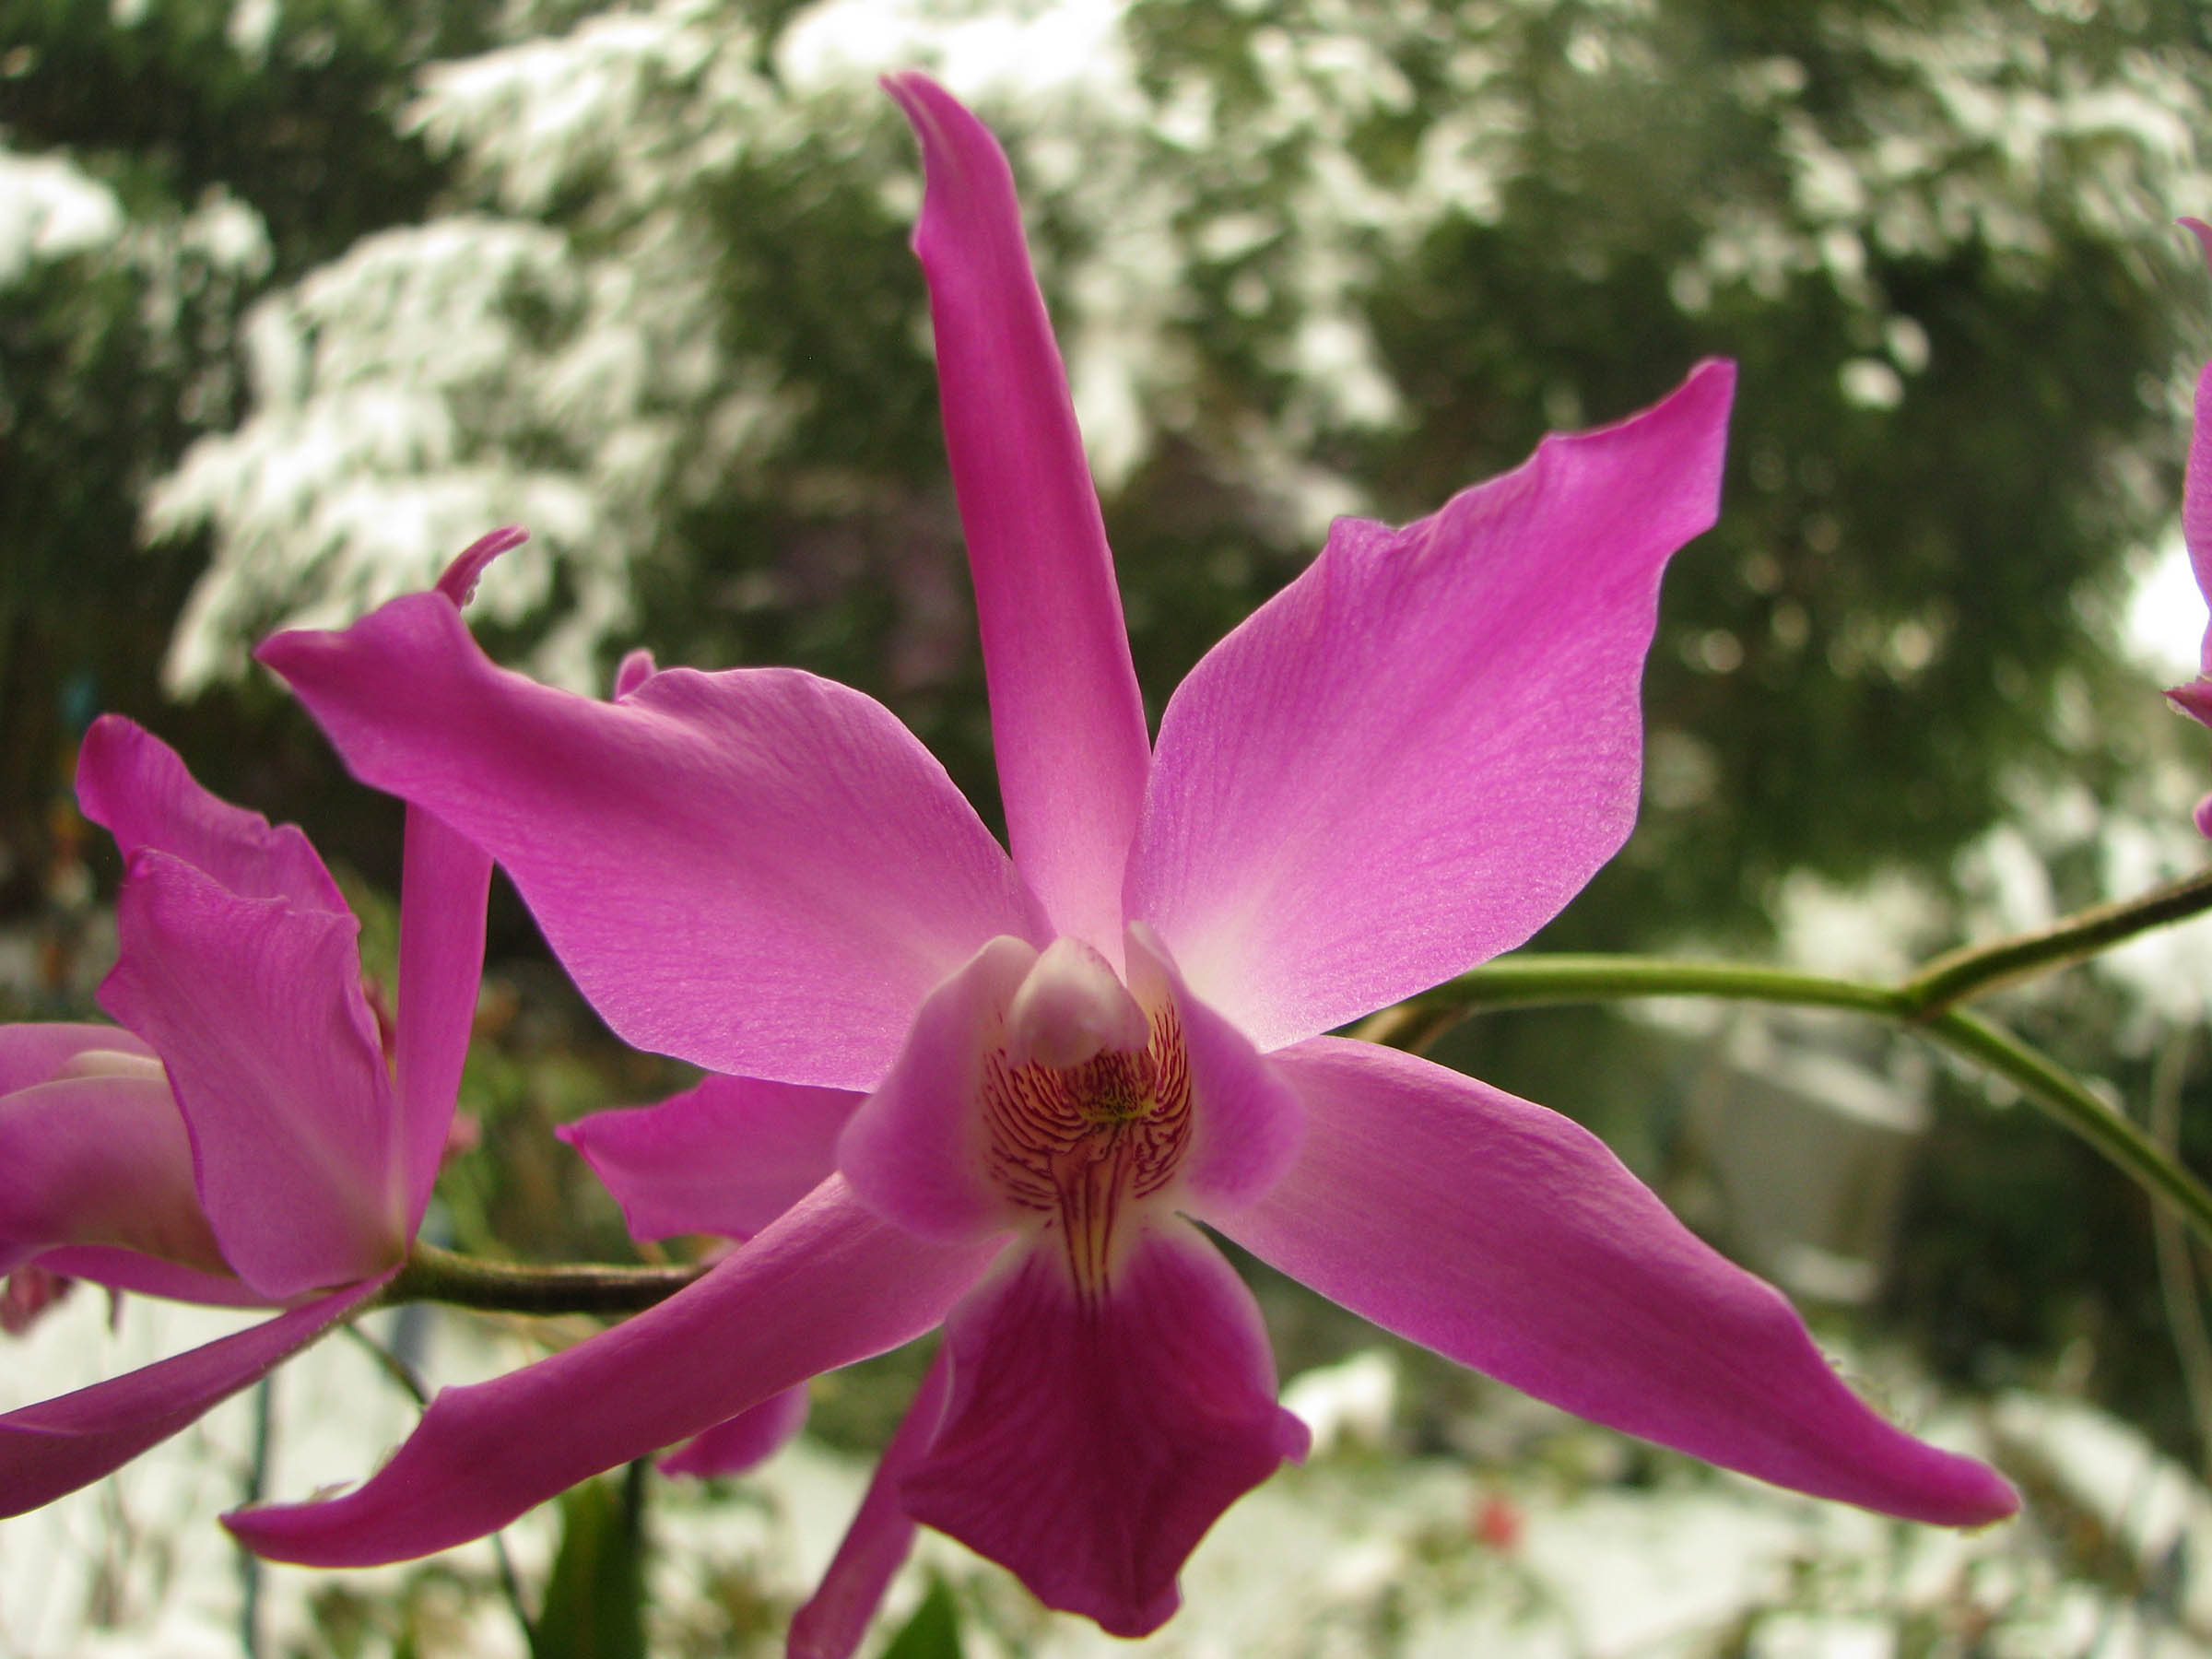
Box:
[7,0,2212,1653]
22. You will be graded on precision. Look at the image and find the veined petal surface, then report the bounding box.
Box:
[1219,1040,2017,1526]
[392,806,491,1226]
[788,1348,951,1659]
[901,1221,1308,1637]
[228,1178,1003,1567]
[559,1074,860,1243]
[888,73,1151,957]
[100,852,403,1300]
[260,597,1047,1090]
[0,1072,225,1277]
[1125,924,1301,1213]
[76,716,347,914]
[0,1277,381,1518]
[1128,362,1734,1050]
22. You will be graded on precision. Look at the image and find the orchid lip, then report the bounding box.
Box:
[834,928,1255,1297]
[982,992,1193,1301]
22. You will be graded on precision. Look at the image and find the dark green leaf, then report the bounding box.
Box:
[878,1576,963,1659]
[531,1461,648,1659]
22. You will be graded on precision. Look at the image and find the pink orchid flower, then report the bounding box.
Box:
[0,690,489,1514]
[2166,218,2212,833]
[233,75,2014,1642]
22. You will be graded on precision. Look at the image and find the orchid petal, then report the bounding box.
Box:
[837,936,1039,1243]
[0,1023,154,1095]
[2182,218,2212,673]
[228,1178,1002,1566]
[1124,924,1302,1213]
[34,1246,267,1307]
[260,597,1047,1089]
[887,73,1151,957]
[902,1221,1307,1637]
[559,1075,860,1243]
[392,806,491,1226]
[657,1384,810,1479]
[788,1348,951,1659]
[0,1277,381,1517]
[2193,375,2212,674]
[76,716,347,914]
[1127,362,1735,1050]
[100,852,403,1300]
[0,1072,225,1278]
[613,647,657,700]
[434,525,530,607]
[2185,217,2212,273]
[1218,1039,2018,1525]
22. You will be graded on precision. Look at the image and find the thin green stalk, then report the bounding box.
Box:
[2145,1026,2212,1476]
[238,1376,273,1659]
[1922,1008,2212,1254]
[1372,955,1909,1025]
[342,1322,535,1647]
[1366,948,2212,1257]
[1370,864,2212,1034]
[1900,866,2212,1014]
[341,1321,432,1407]
[381,1244,701,1316]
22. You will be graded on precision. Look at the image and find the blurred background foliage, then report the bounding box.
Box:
[8,0,2212,1563]
[7,0,2211,929]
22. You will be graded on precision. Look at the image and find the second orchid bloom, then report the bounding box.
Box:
[0,714,489,1512]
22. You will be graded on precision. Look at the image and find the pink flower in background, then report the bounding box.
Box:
[0,1264,76,1336]
[235,75,2014,1645]
[2166,218,2212,834]
[0,677,490,1512]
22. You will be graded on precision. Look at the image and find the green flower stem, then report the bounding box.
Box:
[1381,956,1909,1022]
[1371,941,2212,1254]
[1923,1007,2212,1253]
[381,1242,702,1315]
[1376,864,2212,1032]
[1898,865,2212,1014]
